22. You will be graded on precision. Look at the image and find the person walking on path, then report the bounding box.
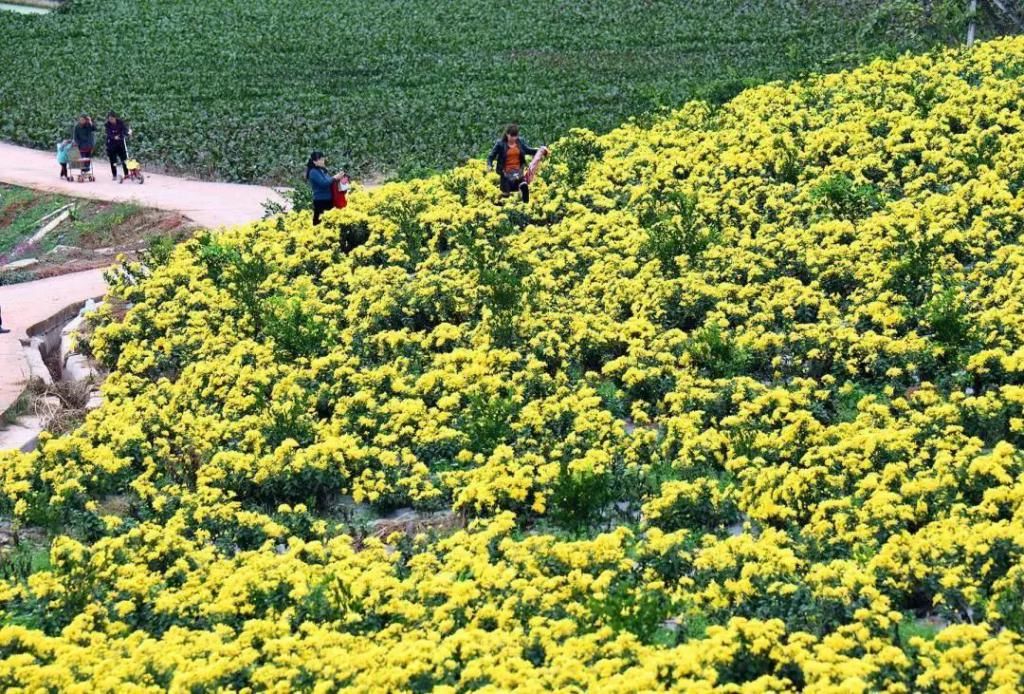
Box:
[57,139,73,181]
[105,112,131,181]
[486,123,545,203]
[0,306,9,335]
[305,151,347,225]
[73,115,97,175]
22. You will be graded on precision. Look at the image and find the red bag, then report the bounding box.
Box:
[332,175,350,209]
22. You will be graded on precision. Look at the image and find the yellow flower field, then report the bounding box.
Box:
[3,37,1024,691]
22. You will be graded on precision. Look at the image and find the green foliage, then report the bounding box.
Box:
[824,382,877,424]
[263,179,313,219]
[587,571,676,645]
[858,0,1001,50]
[549,463,615,537]
[886,228,943,306]
[992,567,1024,632]
[548,128,605,188]
[0,1,957,182]
[0,185,65,258]
[1,391,32,425]
[377,198,430,268]
[810,173,883,220]
[0,542,50,584]
[695,75,763,105]
[69,202,145,245]
[897,614,943,643]
[640,190,720,273]
[920,282,974,349]
[687,322,750,379]
[143,234,176,268]
[197,233,272,329]
[596,379,629,420]
[262,293,330,359]
[461,226,533,347]
[646,479,740,533]
[460,392,519,455]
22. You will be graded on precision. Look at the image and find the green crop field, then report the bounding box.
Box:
[0,1,990,183]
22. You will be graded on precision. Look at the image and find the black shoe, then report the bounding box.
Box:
[0,327,10,334]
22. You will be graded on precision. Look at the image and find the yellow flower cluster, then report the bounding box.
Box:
[3,37,1024,690]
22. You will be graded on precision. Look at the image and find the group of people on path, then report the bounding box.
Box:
[1,112,130,337]
[62,112,132,181]
[305,123,548,225]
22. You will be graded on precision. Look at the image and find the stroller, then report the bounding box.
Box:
[69,143,96,183]
[119,136,145,185]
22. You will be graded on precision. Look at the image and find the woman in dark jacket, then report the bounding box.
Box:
[486,123,545,203]
[105,111,131,180]
[305,151,347,225]
[72,115,97,174]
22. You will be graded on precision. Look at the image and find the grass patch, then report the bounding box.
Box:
[0,541,50,583]
[44,201,147,252]
[898,614,944,644]
[0,185,190,282]
[1,391,32,425]
[0,186,68,258]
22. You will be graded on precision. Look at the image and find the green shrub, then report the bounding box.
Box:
[0,541,50,584]
[587,570,676,645]
[464,231,532,347]
[377,198,430,268]
[143,234,176,268]
[262,294,331,359]
[640,190,720,274]
[460,392,519,455]
[262,178,312,219]
[549,128,605,188]
[810,173,882,220]
[920,282,974,349]
[643,478,739,533]
[197,234,272,330]
[696,75,762,105]
[549,463,615,536]
[596,379,629,419]
[886,232,941,306]
[687,322,750,379]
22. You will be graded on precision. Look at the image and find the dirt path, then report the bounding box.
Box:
[0,141,291,421]
[0,142,286,229]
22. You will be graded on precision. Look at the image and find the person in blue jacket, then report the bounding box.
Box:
[305,151,347,225]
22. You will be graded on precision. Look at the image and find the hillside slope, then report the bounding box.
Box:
[0,0,959,182]
[3,38,1024,690]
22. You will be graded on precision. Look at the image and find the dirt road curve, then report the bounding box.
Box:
[0,141,285,229]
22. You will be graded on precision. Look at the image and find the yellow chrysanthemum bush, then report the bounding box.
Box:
[3,37,1024,690]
